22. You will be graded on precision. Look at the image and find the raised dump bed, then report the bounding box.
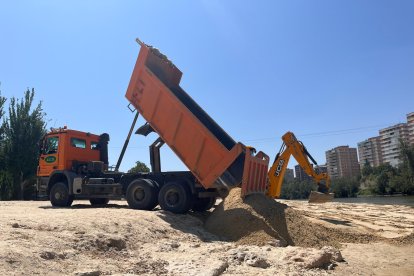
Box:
[125,40,269,197]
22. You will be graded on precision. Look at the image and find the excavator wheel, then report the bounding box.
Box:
[158,182,193,214]
[191,197,216,212]
[50,182,73,207]
[126,179,159,210]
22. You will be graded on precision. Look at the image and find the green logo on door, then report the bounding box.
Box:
[45,156,56,163]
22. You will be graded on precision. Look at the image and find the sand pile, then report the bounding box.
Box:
[205,188,378,248]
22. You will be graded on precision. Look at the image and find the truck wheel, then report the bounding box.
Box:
[158,182,193,214]
[89,198,110,206]
[192,197,216,212]
[50,182,73,207]
[126,179,159,210]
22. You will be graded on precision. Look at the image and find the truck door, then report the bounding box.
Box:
[38,136,60,176]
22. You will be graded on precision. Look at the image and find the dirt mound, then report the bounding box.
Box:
[205,188,379,248]
[391,232,414,245]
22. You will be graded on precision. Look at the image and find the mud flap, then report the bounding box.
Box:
[308,191,335,203]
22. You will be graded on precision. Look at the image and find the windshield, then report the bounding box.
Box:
[43,136,59,155]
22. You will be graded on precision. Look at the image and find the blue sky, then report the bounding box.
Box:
[1,0,413,172]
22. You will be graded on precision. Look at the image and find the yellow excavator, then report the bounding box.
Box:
[266,132,334,203]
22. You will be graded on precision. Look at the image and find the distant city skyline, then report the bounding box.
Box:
[290,112,413,180]
[357,112,413,168]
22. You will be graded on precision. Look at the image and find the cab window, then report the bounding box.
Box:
[91,142,100,150]
[43,136,59,154]
[71,138,86,149]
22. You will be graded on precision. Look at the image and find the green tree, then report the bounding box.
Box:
[375,172,389,195]
[3,89,46,199]
[361,160,373,177]
[390,140,414,195]
[128,161,150,174]
[280,179,315,199]
[0,90,6,162]
[372,163,395,176]
[0,90,13,200]
[331,177,360,198]
[370,164,396,195]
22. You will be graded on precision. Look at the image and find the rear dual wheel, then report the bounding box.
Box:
[158,182,193,214]
[192,196,216,212]
[126,179,159,210]
[126,179,209,214]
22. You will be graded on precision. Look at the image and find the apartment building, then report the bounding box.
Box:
[326,146,360,179]
[407,112,414,145]
[379,123,409,167]
[294,165,312,182]
[357,136,383,168]
[284,168,294,182]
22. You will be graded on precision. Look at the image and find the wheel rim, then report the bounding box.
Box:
[134,187,145,201]
[165,189,179,207]
[55,191,62,200]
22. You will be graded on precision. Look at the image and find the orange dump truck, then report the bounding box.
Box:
[37,40,269,213]
[126,39,269,197]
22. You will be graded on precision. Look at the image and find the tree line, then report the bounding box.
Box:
[0,88,46,200]
[280,140,414,199]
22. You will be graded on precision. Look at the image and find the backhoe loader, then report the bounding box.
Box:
[266,132,334,203]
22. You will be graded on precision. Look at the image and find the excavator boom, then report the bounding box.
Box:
[267,132,334,203]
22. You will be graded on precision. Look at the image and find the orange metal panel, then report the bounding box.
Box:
[125,41,270,192]
[241,150,270,197]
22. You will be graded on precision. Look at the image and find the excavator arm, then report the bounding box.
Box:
[267,132,333,203]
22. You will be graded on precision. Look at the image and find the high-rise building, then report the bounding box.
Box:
[294,165,312,182]
[284,168,294,182]
[379,123,409,167]
[325,146,360,179]
[357,136,383,168]
[407,112,414,145]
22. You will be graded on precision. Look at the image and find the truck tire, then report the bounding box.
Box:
[158,182,193,214]
[126,179,159,210]
[50,182,73,207]
[192,197,216,212]
[89,198,110,206]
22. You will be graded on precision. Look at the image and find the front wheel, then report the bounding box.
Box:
[50,182,73,207]
[90,198,110,206]
[158,182,193,214]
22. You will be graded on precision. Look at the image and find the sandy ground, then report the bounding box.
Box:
[281,200,414,239]
[0,199,413,276]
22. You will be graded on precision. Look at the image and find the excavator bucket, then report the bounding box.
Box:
[308,191,335,203]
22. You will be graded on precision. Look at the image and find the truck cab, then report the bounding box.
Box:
[37,127,112,203]
[38,127,106,177]
[37,127,217,213]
